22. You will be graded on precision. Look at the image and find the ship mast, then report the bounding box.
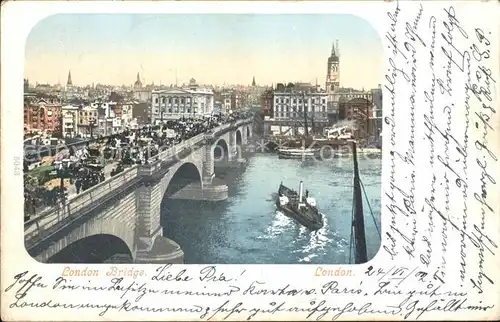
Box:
[310,107,315,136]
[352,140,368,263]
[303,92,309,138]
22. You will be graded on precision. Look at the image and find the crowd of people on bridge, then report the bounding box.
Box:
[105,111,253,165]
[24,111,253,221]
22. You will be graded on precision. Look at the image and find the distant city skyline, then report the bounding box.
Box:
[25,14,383,89]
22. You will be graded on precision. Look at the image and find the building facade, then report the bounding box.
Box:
[24,99,62,134]
[151,86,214,123]
[338,97,376,140]
[260,88,274,119]
[327,88,374,123]
[221,92,232,114]
[120,103,135,128]
[132,102,150,126]
[370,86,383,141]
[231,92,244,112]
[214,90,232,115]
[78,106,98,137]
[272,83,329,128]
[61,105,80,138]
[273,91,328,123]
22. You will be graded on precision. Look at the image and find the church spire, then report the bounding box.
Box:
[67,70,73,86]
[134,72,143,88]
[252,76,256,87]
[331,40,340,58]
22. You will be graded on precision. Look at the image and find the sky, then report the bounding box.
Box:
[25,14,383,89]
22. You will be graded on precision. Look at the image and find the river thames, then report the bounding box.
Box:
[162,153,382,264]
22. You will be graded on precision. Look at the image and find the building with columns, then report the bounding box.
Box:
[272,82,328,127]
[151,79,214,123]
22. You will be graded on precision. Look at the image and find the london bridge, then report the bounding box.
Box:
[24,117,254,264]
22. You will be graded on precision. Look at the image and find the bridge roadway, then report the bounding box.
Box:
[24,118,254,264]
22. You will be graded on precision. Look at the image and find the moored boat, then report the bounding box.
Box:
[277,147,320,159]
[276,181,323,230]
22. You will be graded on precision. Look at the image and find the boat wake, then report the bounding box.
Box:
[254,210,350,263]
[292,214,332,262]
[256,211,293,239]
[292,215,349,263]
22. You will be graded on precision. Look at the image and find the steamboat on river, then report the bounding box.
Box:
[276,181,323,230]
[273,140,376,264]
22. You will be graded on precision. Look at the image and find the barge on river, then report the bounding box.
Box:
[277,147,320,159]
[276,181,323,230]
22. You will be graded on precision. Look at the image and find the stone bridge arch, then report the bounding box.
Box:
[236,130,242,146]
[160,160,203,200]
[213,138,229,161]
[47,233,133,263]
[212,138,231,176]
[28,215,135,263]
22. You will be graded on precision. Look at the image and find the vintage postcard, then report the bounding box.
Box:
[1,0,499,320]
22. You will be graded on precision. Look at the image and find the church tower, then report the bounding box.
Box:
[252,76,256,87]
[326,40,340,93]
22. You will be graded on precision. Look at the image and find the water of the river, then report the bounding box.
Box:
[162,153,382,264]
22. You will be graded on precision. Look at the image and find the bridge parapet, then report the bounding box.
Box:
[24,166,140,250]
[211,119,251,136]
[141,118,252,177]
[156,136,201,162]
